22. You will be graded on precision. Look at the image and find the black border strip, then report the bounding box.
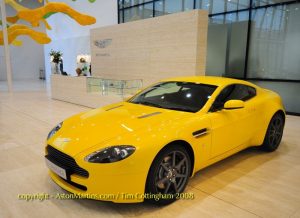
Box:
[118,0,300,17]
[246,78,300,83]
[286,112,300,116]
[208,0,299,17]
[243,0,252,79]
[120,0,160,10]
[117,0,120,23]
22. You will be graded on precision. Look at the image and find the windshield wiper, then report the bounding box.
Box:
[164,106,195,112]
[138,101,163,108]
[134,100,195,112]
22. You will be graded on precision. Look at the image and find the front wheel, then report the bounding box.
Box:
[261,113,284,152]
[145,145,191,205]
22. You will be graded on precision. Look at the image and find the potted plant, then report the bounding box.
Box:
[50,49,63,74]
[50,49,63,63]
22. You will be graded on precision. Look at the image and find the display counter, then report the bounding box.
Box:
[51,75,142,108]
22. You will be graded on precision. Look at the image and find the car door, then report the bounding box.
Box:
[207,84,257,158]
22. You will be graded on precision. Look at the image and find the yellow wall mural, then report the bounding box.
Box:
[0,0,97,46]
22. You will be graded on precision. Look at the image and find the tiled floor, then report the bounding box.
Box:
[0,81,299,218]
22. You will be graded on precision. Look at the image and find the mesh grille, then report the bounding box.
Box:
[46,145,89,178]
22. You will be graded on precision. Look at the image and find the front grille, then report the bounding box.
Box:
[46,145,89,178]
[61,177,87,191]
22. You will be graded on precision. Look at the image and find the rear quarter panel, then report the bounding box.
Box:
[250,87,285,146]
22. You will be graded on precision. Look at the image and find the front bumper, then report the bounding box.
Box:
[46,145,149,203]
[48,169,147,203]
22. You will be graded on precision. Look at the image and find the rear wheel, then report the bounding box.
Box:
[261,113,284,152]
[145,145,191,205]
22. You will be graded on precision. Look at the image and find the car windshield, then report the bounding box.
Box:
[128,81,217,113]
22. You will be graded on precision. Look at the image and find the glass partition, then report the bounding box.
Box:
[248,3,300,80]
[124,2,153,22]
[118,0,300,114]
[206,13,249,78]
[251,81,300,114]
[87,77,143,99]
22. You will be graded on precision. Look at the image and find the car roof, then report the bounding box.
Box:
[161,76,256,87]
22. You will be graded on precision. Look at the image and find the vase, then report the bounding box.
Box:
[51,62,60,74]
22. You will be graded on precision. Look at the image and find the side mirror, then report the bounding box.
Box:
[224,100,244,110]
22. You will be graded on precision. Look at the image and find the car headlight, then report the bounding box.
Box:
[84,146,136,163]
[47,122,63,140]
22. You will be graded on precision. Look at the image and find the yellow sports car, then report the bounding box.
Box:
[45,76,285,204]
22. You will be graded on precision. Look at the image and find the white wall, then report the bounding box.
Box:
[43,0,118,80]
[0,0,46,81]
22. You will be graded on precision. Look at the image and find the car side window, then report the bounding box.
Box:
[210,84,256,111]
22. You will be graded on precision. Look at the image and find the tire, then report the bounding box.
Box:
[261,113,284,152]
[145,144,191,205]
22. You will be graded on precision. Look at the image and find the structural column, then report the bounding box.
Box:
[0,0,13,92]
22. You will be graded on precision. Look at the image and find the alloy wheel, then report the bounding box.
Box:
[268,116,283,149]
[155,151,189,194]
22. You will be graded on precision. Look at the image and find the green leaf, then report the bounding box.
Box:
[43,12,57,19]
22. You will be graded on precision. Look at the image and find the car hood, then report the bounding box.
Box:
[49,102,192,157]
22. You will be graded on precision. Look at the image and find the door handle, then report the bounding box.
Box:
[192,128,209,138]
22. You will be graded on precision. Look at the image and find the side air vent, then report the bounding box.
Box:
[105,105,124,111]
